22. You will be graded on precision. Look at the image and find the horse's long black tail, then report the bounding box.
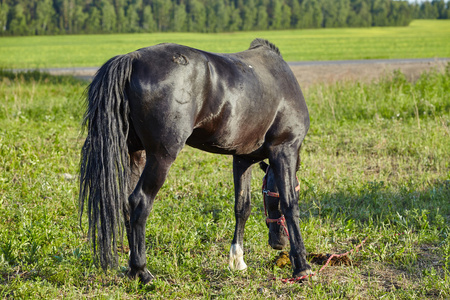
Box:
[79,54,134,270]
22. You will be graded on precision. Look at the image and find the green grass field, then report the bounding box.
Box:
[0,62,449,298]
[0,20,449,69]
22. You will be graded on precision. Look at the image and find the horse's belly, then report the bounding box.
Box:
[186,127,265,155]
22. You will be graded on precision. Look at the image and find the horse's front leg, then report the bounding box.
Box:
[229,156,253,271]
[270,151,313,279]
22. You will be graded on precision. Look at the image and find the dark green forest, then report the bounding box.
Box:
[0,0,449,36]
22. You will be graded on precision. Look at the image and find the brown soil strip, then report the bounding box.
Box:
[291,60,449,89]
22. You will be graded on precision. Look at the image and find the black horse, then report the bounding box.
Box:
[79,39,311,284]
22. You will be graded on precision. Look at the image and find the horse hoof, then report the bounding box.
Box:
[127,268,155,285]
[139,269,155,285]
[229,244,248,271]
[293,268,316,281]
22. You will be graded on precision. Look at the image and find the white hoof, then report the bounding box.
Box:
[229,244,247,271]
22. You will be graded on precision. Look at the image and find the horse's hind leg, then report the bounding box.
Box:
[269,147,313,279]
[124,119,147,244]
[229,156,253,271]
[123,150,146,255]
[126,152,177,284]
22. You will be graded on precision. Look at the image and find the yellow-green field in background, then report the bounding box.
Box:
[0,20,449,69]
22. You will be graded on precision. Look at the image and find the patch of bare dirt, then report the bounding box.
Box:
[291,60,449,89]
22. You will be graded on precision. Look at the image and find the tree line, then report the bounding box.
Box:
[414,0,450,19]
[0,0,448,36]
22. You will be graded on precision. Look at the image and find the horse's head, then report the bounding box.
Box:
[260,161,289,250]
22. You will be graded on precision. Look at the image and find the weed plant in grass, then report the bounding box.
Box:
[0,20,449,69]
[0,67,449,298]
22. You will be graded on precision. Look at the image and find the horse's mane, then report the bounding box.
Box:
[249,39,281,57]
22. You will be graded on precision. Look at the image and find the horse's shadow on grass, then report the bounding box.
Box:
[252,178,448,277]
[284,179,449,229]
